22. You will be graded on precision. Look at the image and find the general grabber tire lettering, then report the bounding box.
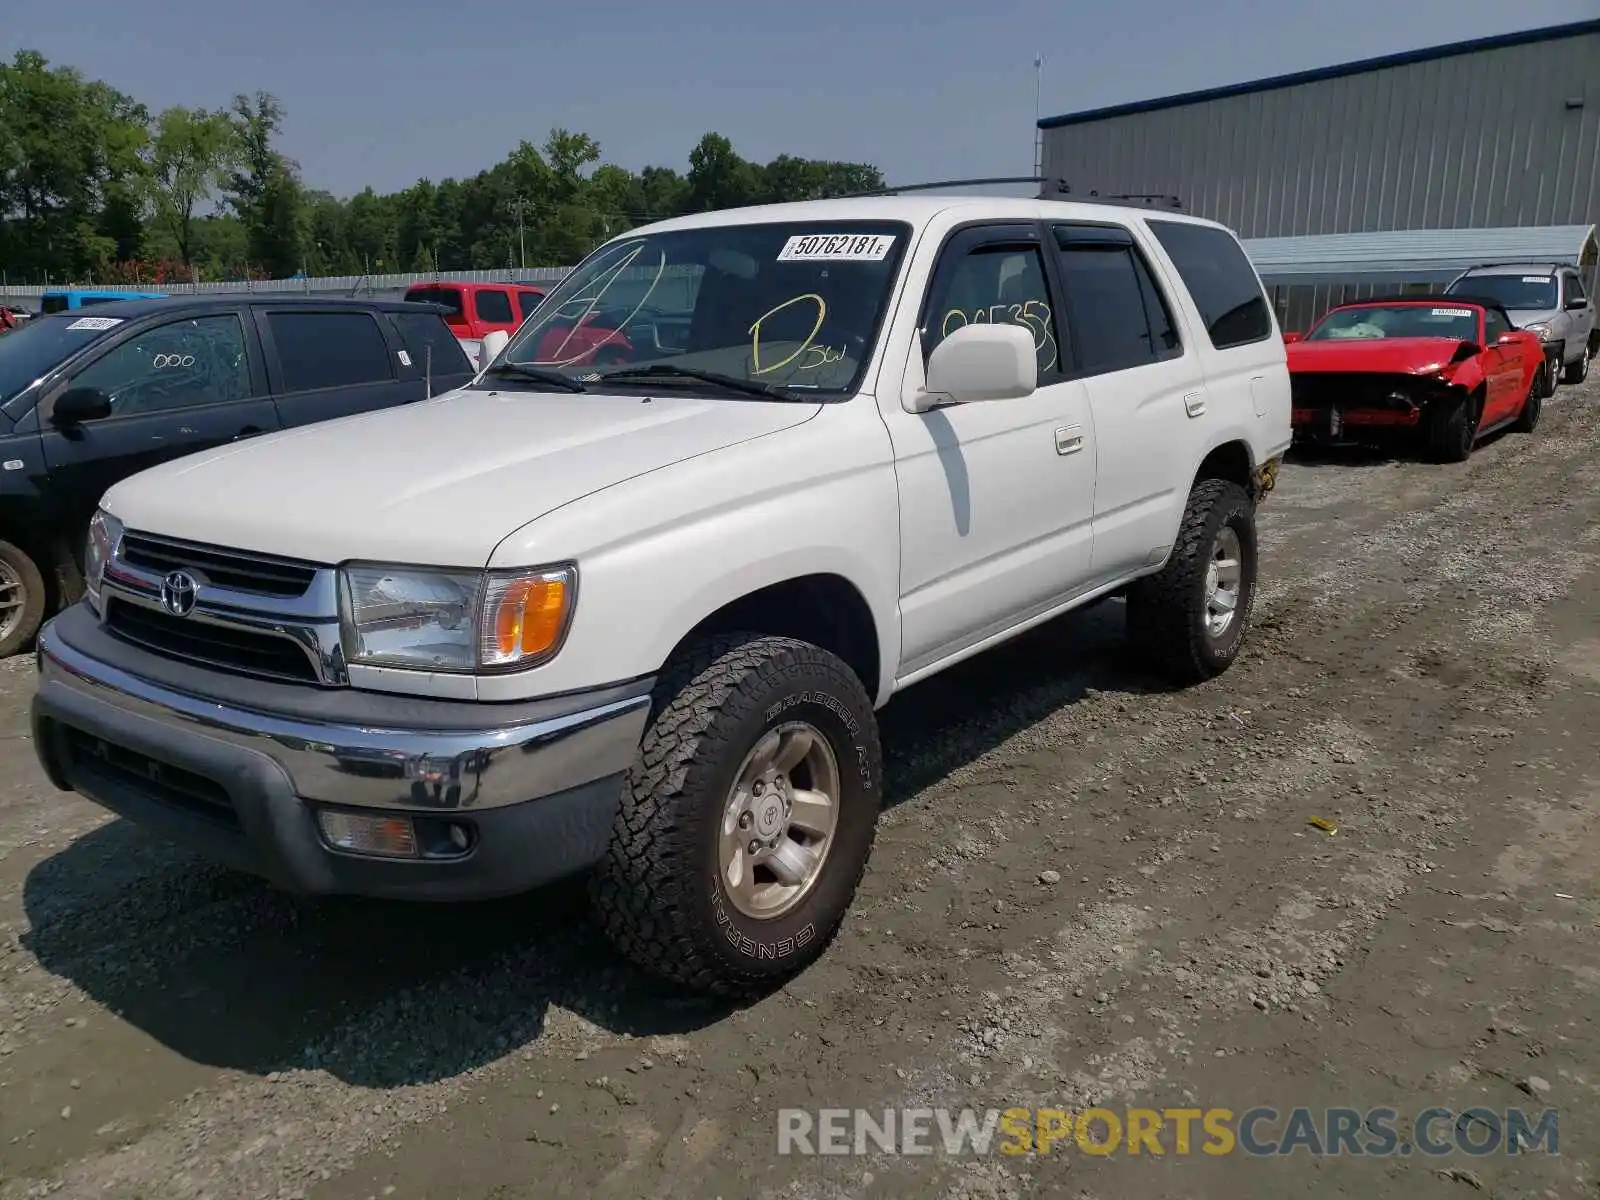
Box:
[1125,478,1257,686]
[590,633,884,997]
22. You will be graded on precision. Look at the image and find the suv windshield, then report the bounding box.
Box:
[1449,274,1557,311]
[0,314,122,405]
[491,220,911,396]
[1307,304,1480,341]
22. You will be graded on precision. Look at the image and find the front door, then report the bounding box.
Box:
[881,222,1097,678]
[1479,306,1521,423]
[39,309,279,539]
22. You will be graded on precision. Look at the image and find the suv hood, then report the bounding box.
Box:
[1505,307,1558,329]
[102,387,821,567]
[1286,337,1473,376]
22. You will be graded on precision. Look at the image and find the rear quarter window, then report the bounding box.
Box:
[474,288,515,324]
[390,312,473,377]
[1147,220,1272,350]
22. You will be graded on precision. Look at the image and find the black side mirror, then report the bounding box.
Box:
[51,386,113,425]
[1567,297,1589,311]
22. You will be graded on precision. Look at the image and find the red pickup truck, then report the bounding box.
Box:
[403,281,632,370]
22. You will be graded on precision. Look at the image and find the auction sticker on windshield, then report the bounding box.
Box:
[1431,308,1474,318]
[65,316,124,331]
[777,234,896,262]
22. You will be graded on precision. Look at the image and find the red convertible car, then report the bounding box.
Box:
[1284,294,1547,462]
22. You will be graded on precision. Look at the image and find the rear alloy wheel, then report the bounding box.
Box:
[1127,478,1258,685]
[1425,391,1478,463]
[1511,366,1544,433]
[592,633,883,997]
[0,540,47,658]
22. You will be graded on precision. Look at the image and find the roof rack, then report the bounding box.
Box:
[843,176,1183,209]
[1456,261,1559,274]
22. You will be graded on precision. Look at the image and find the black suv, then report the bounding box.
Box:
[0,295,474,655]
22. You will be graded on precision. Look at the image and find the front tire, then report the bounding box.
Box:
[1425,390,1478,463]
[1564,348,1591,386]
[1126,478,1258,686]
[592,633,883,998]
[0,539,47,658]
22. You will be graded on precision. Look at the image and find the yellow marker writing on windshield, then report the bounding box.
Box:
[750,293,827,375]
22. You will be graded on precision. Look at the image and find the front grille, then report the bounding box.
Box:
[120,532,317,597]
[105,598,320,683]
[60,725,239,828]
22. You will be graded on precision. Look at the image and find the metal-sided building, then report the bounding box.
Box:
[1037,19,1599,328]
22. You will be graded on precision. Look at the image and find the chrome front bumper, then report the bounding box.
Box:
[31,609,654,899]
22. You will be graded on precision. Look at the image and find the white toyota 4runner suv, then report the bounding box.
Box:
[31,196,1291,996]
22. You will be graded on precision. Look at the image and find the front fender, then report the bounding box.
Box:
[476,403,903,705]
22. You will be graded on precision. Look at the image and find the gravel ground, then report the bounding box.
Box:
[3,374,1599,1200]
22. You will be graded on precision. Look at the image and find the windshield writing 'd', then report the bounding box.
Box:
[492,221,910,397]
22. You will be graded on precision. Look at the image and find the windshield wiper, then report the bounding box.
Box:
[480,362,587,392]
[597,364,805,401]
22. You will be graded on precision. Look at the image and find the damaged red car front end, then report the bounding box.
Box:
[1284,297,1543,460]
[1288,336,1484,439]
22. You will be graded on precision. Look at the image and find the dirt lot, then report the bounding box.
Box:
[3,376,1600,1200]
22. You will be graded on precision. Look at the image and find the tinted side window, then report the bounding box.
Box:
[923,241,1061,379]
[1053,228,1182,375]
[1483,308,1511,342]
[391,312,473,376]
[1148,220,1272,350]
[72,314,251,417]
[517,291,544,319]
[1567,274,1587,303]
[267,311,394,392]
[475,289,514,323]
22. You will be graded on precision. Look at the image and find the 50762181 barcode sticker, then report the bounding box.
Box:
[777,233,896,262]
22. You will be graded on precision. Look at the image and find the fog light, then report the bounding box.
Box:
[317,810,419,858]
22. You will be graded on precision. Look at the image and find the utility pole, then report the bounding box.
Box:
[512,196,527,269]
[1033,56,1045,182]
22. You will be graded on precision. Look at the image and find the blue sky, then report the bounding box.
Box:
[6,0,1595,199]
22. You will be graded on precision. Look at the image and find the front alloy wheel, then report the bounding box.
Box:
[592,633,883,997]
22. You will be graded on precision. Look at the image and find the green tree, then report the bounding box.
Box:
[144,106,238,269]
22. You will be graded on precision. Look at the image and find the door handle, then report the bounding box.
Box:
[1183,391,1206,418]
[232,426,264,441]
[1055,425,1085,455]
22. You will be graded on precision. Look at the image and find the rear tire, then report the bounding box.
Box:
[1424,391,1478,463]
[1511,367,1544,433]
[591,633,883,998]
[0,539,47,658]
[1126,478,1258,686]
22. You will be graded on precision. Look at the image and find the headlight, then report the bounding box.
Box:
[1524,322,1553,341]
[84,509,123,613]
[338,563,576,673]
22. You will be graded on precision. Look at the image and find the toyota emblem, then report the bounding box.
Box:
[159,570,198,617]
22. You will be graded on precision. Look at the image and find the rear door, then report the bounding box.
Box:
[254,306,419,427]
[1048,220,1198,580]
[37,306,278,537]
[471,286,518,337]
